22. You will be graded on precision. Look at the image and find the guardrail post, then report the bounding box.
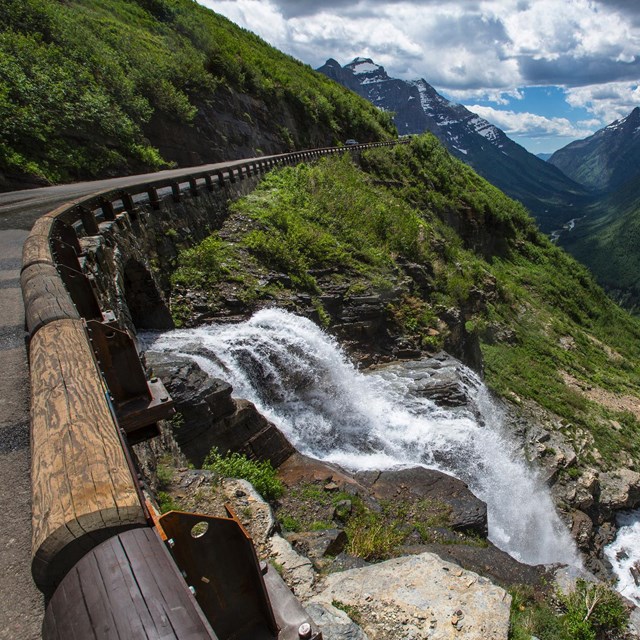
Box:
[189,177,199,197]
[118,191,138,220]
[147,187,160,211]
[77,206,100,236]
[216,170,225,187]
[205,174,214,192]
[171,182,181,203]
[99,198,116,222]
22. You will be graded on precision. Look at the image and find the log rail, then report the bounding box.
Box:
[21,140,406,638]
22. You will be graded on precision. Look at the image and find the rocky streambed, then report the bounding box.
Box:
[136,313,640,638]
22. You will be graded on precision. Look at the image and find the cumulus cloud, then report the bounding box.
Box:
[566,82,640,122]
[465,105,598,138]
[202,0,640,142]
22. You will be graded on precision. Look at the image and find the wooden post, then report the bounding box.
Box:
[78,206,100,236]
[30,318,146,593]
[99,198,116,221]
[171,182,181,203]
[146,187,160,210]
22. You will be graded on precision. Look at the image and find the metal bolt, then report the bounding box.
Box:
[298,622,312,639]
[167,538,175,549]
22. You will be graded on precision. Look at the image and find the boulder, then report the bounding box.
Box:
[145,351,294,467]
[306,602,369,640]
[598,469,640,519]
[354,466,488,537]
[307,552,511,640]
[286,529,348,571]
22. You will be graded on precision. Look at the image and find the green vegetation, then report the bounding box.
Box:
[156,490,181,514]
[172,135,640,469]
[509,581,628,640]
[0,0,394,185]
[203,448,283,500]
[276,481,471,562]
[561,173,640,314]
[235,153,429,292]
[170,233,234,289]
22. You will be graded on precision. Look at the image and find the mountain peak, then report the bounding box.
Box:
[345,57,384,75]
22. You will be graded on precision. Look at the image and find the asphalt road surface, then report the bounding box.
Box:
[0,167,242,638]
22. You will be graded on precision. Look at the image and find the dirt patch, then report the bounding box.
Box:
[561,371,640,420]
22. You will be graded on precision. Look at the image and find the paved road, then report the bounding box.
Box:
[0,158,269,231]
[0,167,235,638]
[0,162,268,638]
[0,229,42,640]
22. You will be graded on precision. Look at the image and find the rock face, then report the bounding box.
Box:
[308,552,511,640]
[145,351,294,467]
[354,467,488,537]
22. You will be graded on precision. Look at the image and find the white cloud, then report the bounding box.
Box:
[465,105,598,138]
[566,82,640,122]
[200,0,640,142]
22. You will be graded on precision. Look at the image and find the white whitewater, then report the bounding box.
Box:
[605,509,640,605]
[144,308,579,566]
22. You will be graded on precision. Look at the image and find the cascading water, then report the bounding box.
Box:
[605,510,640,605]
[144,308,579,566]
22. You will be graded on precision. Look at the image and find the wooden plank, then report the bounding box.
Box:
[20,262,80,336]
[43,529,218,639]
[30,318,146,593]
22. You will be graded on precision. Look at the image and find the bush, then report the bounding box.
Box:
[203,448,283,500]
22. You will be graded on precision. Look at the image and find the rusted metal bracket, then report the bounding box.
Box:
[86,320,174,444]
[157,507,321,640]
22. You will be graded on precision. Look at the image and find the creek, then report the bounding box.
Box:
[144,308,579,567]
[605,509,640,605]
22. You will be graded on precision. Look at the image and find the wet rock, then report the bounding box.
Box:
[370,352,479,408]
[571,509,594,551]
[308,552,511,640]
[355,466,488,537]
[598,469,640,519]
[145,352,294,467]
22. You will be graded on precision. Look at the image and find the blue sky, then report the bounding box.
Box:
[199,0,640,154]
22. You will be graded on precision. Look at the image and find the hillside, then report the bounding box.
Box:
[169,134,640,475]
[559,173,640,312]
[318,57,593,231]
[550,107,640,192]
[0,0,394,190]
[548,109,640,312]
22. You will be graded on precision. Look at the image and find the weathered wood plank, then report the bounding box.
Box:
[30,318,146,593]
[43,529,218,639]
[20,262,80,336]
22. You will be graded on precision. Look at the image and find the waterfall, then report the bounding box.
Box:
[144,308,579,566]
[605,510,640,605]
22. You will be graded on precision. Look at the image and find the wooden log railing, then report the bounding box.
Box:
[21,139,407,633]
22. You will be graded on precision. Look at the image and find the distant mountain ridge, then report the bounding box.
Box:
[549,107,640,192]
[318,57,592,230]
[551,107,640,311]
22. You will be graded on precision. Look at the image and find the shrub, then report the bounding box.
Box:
[203,448,283,500]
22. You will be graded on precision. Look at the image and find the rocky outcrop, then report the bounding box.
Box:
[307,553,511,640]
[354,467,488,537]
[145,351,294,467]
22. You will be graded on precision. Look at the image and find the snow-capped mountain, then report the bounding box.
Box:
[549,107,640,192]
[318,58,591,230]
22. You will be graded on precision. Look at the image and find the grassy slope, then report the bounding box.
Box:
[172,135,640,471]
[0,0,394,186]
[560,175,640,313]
